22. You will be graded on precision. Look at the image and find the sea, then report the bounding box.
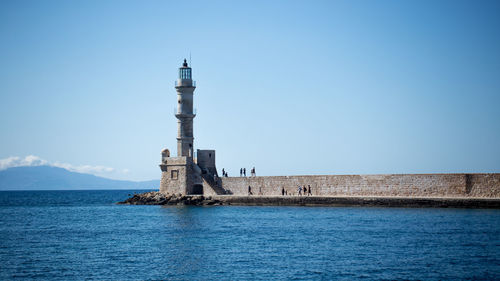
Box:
[0,190,499,280]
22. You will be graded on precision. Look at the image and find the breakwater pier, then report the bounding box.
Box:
[121,173,500,208]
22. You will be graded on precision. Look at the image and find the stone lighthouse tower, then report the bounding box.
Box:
[159,59,202,195]
[175,59,196,157]
[159,59,222,196]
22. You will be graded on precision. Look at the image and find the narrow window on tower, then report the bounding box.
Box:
[171,170,179,180]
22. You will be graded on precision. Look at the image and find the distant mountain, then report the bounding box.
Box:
[0,166,159,190]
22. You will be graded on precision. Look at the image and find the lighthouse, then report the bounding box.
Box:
[175,59,196,157]
[159,59,223,196]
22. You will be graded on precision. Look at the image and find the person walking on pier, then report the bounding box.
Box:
[308,185,312,196]
[243,168,246,177]
[222,168,225,177]
[297,186,302,196]
[248,185,253,195]
[303,186,307,195]
[282,187,285,196]
[240,168,243,177]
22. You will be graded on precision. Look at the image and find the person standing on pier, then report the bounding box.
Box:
[243,168,246,177]
[308,185,312,196]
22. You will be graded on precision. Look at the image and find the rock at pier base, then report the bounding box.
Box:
[117,191,222,206]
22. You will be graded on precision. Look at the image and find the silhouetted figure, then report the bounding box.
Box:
[240,168,243,177]
[222,168,225,176]
[282,187,285,196]
[308,185,312,196]
[303,186,307,195]
[297,186,302,196]
[243,168,246,177]
[248,185,252,195]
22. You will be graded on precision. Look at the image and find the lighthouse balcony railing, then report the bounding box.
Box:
[175,80,196,87]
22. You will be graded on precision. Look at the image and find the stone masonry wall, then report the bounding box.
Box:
[203,179,218,196]
[160,171,185,195]
[160,157,191,195]
[218,173,500,198]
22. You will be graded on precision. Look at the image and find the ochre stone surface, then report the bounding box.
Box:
[218,174,500,198]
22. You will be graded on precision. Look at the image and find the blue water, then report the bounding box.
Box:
[0,191,499,280]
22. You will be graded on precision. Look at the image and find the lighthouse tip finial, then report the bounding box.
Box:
[183,59,188,67]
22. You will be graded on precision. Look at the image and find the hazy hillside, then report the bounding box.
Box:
[0,166,159,190]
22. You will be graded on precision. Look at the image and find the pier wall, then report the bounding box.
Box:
[217,174,500,198]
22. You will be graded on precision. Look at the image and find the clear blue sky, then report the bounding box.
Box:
[1,0,499,181]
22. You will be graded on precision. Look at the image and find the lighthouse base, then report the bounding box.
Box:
[159,156,202,195]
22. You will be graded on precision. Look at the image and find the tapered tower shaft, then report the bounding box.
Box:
[175,59,196,157]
